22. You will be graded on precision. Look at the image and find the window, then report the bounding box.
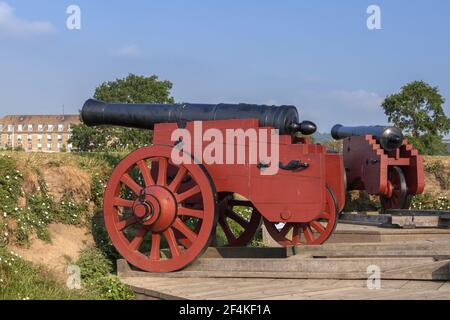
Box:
[47,134,52,141]
[27,134,32,141]
[28,124,33,132]
[18,125,23,132]
[38,124,43,132]
[57,143,62,151]
[0,125,3,132]
[7,134,12,142]
[28,143,32,151]
[17,135,22,141]
[8,125,13,132]
[48,124,54,132]
[37,134,42,143]
[47,143,52,151]
[58,124,64,132]
[58,134,63,142]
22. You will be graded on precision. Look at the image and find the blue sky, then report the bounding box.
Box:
[0,0,449,133]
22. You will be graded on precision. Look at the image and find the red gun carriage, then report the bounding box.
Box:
[82,99,424,273]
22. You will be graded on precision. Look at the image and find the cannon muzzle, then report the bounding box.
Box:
[81,99,317,135]
[331,124,404,151]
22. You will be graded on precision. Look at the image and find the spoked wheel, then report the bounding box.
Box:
[214,195,262,247]
[103,145,217,273]
[263,187,338,246]
[380,166,410,210]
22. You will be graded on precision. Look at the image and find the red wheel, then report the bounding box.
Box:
[380,166,410,210]
[214,195,262,247]
[263,187,338,246]
[103,145,217,272]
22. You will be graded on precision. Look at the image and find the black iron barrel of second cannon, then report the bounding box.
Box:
[81,99,317,135]
[331,124,404,151]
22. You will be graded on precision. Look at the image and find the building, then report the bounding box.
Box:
[0,115,80,152]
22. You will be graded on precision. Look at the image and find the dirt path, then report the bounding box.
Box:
[8,223,94,280]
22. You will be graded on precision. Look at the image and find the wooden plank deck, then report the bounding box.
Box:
[119,224,450,300]
[122,277,450,300]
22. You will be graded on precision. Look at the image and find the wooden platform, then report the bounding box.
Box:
[119,224,450,300]
[123,277,450,300]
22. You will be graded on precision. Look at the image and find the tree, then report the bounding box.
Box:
[70,74,175,152]
[381,81,450,155]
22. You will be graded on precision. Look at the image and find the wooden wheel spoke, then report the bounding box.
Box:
[150,233,161,261]
[128,228,148,251]
[117,216,138,231]
[310,221,326,234]
[120,173,142,195]
[173,218,198,243]
[176,185,201,203]
[219,216,236,242]
[303,226,314,243]
[178,207,204,219]
[168,167,188,193]
[163,228,181,257]
[291,226,301,244]
[137,160,155,187]
[224,209,249,228]
[157,158,168,186]
[279,224,292,238]
[113,197,134,208]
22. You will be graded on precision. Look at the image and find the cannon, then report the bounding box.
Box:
[81,99,424,273]
[331,124,425,210]
[82,99,318,135]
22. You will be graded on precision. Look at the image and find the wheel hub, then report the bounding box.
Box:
[132,186,177,232]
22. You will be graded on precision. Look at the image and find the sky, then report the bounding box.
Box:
[0,0,449,134]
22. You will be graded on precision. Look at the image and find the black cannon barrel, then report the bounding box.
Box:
[81,99,317,135]
[331,124,404,151]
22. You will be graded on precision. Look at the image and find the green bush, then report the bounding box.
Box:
[76,247,134,300]
[411,193,450,210]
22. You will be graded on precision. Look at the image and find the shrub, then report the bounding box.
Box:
[411,193,450,210]
[76,247,134,300]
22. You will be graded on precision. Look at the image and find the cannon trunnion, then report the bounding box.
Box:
[82,99,425,273]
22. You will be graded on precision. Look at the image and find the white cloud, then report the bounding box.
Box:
[111,45,142,58]
[0,1,55,37]
[330,89,384,110]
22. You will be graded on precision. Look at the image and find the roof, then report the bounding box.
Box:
[0,115,80,125]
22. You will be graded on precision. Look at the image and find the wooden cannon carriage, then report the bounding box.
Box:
[81,99,424,272]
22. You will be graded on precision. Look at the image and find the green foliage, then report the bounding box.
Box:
[0,155,24,246]
[53,197,88,226]
[76,247,134,300]
[0,154,91,245]
[411,193,450,210]
[381,81,450,155]
[70,73,174,152]
[0,248,98,300]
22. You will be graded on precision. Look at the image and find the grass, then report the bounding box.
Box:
[0,247,99,300]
